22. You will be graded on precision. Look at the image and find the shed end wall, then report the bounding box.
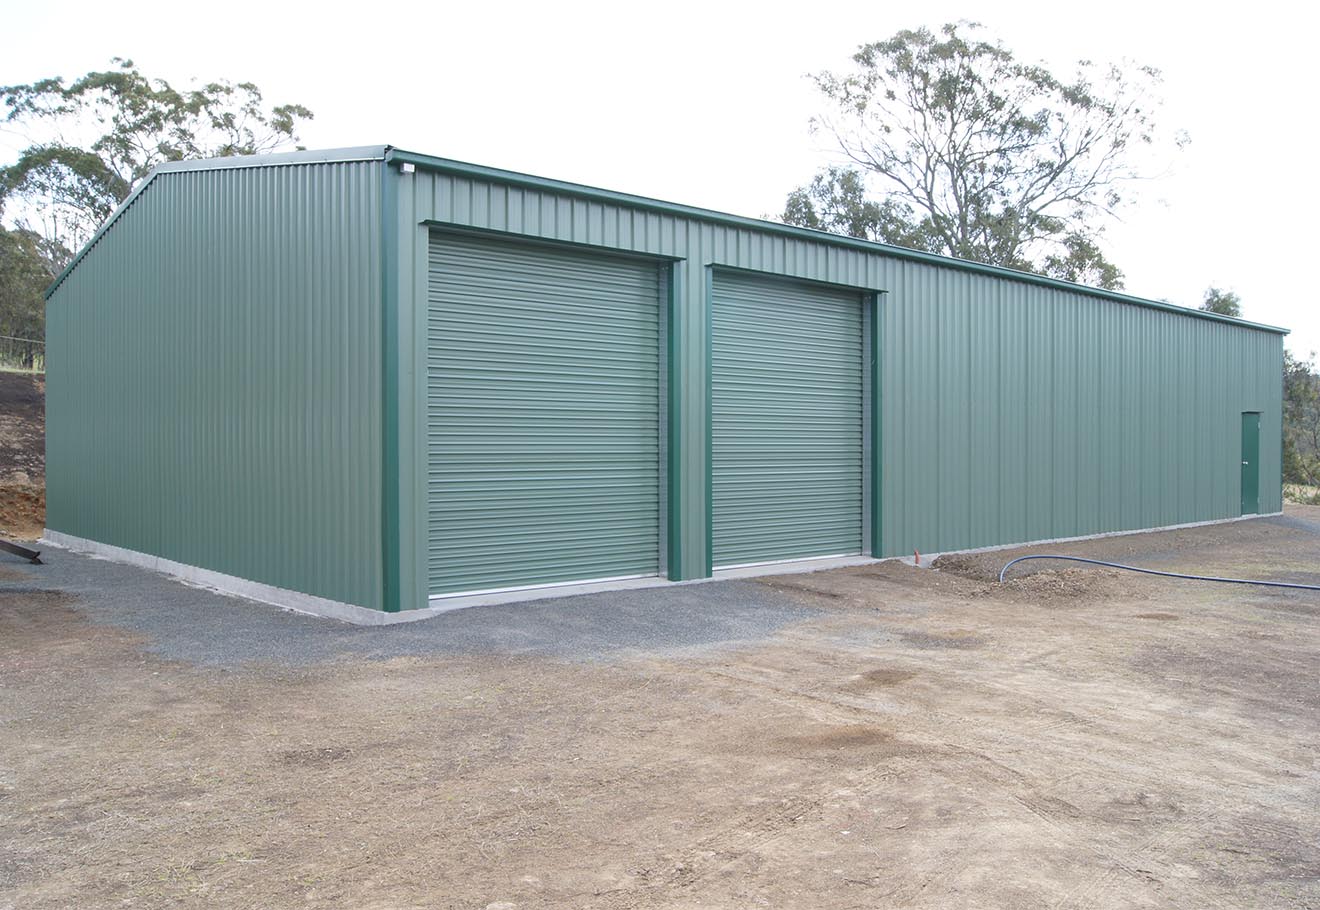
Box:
[45,161,386,610]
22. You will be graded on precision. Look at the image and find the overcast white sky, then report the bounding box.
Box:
[6,0,1317,355]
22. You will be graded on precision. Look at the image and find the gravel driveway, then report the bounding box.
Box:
[2,507,1318,908]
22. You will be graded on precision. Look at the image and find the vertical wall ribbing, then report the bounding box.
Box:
[399,167,1284,585]
[46,163,384,609]
[47,157,1284,613]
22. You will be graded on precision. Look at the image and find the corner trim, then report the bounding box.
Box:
[665,261,683,580]
[869,291,884,557]
[703,264,714,577]
[380,159,403,611]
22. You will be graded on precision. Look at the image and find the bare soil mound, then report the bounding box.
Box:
[932,551,1135,602]
[0,371,44,482]
[0,483,45,541]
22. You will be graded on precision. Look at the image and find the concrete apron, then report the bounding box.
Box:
[41,511,1282,626]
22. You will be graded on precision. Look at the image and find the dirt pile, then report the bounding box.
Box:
[932,552,1137,603]
[993,566,1128,600]
[929,552,1002,582]
[0,483,45,541]
[0,371,46,541]
[0,371,44,483]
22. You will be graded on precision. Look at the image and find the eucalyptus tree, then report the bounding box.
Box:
[783,22,1185,290]
[1,58,312,266]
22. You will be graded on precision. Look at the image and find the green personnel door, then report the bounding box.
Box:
[710,271,867,568]
[1241,411,1260,516]
[427,232,664,596]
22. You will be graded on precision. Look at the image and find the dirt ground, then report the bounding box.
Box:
[0,371,45,540]
[0,371,44,484]
[1,509,1318,908]
[0,483,44,541]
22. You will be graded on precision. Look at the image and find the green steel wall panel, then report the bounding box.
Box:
[710,272,864,566]
[426,232,662,594]
[45,162,384,609]
[398,164,1283,587]
[46,150,1285,613]
[879,272,1284,554]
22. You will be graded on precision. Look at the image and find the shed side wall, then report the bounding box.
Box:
[880,268,1284,555]
[46,162,384,610]
[399,167,1283,591]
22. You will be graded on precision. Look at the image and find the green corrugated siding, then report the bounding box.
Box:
[45,162,384,609]
[48,151,1283,615]
[880,275,1284,554]
[710,272,864,566]
[398,166,1284,587]
[426,232,662,594]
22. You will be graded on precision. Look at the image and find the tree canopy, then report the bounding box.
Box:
[1285,350,1320,493]
[1199,287,1242,318]
[0,226,51,341]
[0,60,312,347]
[0,58,313,267]
[783,22,1184,290]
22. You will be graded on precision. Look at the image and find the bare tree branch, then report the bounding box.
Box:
[783,22,1182,288]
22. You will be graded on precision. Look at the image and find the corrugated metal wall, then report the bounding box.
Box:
[46,161,385,609]
[397,165,1283,588]
[46,152,1283,615]
[878,270,1283,554]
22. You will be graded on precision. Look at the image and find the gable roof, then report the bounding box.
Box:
[45,144,1289,337]
[44,146,388,299]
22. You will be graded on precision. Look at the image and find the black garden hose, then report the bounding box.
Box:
[997,555,1320,591]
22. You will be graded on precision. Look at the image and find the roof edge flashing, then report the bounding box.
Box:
[45,146,390,299]
[155,145,388,175]
[386,147,1289,337]
[45,143,1290,338]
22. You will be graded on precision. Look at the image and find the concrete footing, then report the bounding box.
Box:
[41,510,1283,625]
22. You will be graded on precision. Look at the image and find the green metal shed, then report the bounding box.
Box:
[42,146,1288,623]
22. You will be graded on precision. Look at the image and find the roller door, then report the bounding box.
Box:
[428,232,663,595]
[711,272,865,567]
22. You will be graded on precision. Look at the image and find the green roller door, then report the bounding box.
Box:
[428,232,663,596]
[711,272,866,567]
